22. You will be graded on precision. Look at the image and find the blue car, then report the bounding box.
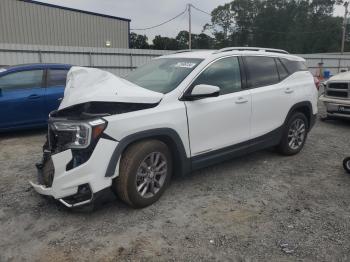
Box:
[0,63,71,132]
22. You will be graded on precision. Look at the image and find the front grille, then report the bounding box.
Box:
[329,83,348,90]
[326,82,350,98]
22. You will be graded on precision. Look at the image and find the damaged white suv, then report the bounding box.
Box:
[31,47,318,208]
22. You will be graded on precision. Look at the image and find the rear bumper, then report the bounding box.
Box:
[30,138,119,207]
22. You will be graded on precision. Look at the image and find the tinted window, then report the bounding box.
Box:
[192,57,241,95]
[245,56,279,88]
[280,58,307,74]
[48,69,69,86]
[0,70,44,90]
[126,58,203,94]
[276,58,289,80]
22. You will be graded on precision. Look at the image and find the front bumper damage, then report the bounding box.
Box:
[319,95,350,119]
[30,138,119,208]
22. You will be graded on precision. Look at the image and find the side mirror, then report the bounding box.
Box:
[182,84,220,101]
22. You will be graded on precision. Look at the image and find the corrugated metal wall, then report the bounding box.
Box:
[1,43,349,77]
[0,43,171,76]
[0,0,130,48]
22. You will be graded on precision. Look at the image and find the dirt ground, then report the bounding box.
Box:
[1,105,350,262]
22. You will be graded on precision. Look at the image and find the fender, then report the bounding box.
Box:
[104,128,191,177]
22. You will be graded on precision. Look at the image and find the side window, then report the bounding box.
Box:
[280,58,307,74]
[192,57,241,95]
[244,56,279,88]
[276,58,289,80]
[47,69,69,87]
[0,70,44,91]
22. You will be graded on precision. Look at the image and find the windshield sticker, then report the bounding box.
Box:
[174,62,197,69]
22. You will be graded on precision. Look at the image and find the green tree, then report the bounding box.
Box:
[130,33,149,49]
[152,35,180,50]
[205,0,344,53]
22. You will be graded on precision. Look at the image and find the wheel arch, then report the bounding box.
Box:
[105,128,191,178]
[284,101,314,130]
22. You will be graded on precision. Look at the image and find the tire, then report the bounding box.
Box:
[343,157,350,174]
[278,112,308,156]
[113,140,173,208]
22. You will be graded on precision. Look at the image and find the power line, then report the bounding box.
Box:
[191,4,212,16]
[130,7,187,31]
[130,3,338,35]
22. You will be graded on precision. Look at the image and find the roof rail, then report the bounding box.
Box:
[213,47,289,55]
[173,49,193,54]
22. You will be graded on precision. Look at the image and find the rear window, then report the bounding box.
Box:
[276,58,289,80]
[280,58,307,74]
[47,69,69,87]
[244,56,279,88]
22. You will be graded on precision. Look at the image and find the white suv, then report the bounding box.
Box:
[31,47,318,208]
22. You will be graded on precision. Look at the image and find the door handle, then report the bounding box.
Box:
[57,97,63,101]
[285,88,294,94]
[235,97,248,104]
[27,94,40,99]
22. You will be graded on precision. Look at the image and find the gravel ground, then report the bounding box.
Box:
[1,105,350,262]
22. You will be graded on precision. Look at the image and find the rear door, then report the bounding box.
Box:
[45,67,70,115]
[244,56,294,139]
[0,69,45,129]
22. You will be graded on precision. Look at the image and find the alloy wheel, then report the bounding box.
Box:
[287,118,306,150]
[135,152,167,198]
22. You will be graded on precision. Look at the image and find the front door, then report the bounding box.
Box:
[185,56,251,156]
[0,69,45,129]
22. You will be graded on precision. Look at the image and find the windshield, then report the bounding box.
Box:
[125,58,203,94]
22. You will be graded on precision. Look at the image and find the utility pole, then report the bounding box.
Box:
[188,3,192,50]
[339,1,349,72]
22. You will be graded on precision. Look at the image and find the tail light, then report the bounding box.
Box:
[314,77,320,90]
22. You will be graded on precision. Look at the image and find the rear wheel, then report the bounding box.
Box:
[113,140,172,208]
[278,112,308,155]
[343,157,350,174]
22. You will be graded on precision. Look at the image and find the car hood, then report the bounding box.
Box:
[59,67,164,110]
[327,71,350,82]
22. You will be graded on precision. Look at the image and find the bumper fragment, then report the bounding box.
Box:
[30,138,118,207]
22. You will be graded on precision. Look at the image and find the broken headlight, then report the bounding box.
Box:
[51,119,107,150]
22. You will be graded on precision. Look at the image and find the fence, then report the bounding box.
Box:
[298,53,350,77]
[0,43,170,76]
[1,43,350,77]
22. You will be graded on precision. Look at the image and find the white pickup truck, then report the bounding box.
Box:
[320,72,350,119]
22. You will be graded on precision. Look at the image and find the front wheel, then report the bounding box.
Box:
[113,140,172,208]
[278,112,308,155]
[343,157,350,174]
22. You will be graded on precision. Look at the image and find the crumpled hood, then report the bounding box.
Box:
[327,71,350,82]
[59,67,164,110]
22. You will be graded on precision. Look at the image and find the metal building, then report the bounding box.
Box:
[0,0,131,48]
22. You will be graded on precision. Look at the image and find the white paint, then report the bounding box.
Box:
[59,66,164,109]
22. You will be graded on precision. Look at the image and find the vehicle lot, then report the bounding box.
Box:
[0,104,350,262]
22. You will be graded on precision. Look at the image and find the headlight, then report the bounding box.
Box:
[51,119,107,150]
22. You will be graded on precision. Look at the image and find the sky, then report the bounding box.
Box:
[36,0,229,41]
[36,0,346,42]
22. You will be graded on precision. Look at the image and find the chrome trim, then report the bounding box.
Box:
[59,198,93,208]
